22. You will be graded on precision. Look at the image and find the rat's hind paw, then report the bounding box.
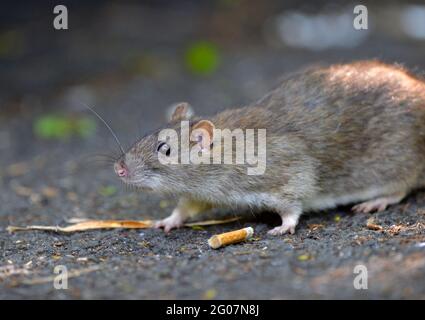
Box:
[154,215,184,233]
[352,200,388,213]
[351,192,405,214]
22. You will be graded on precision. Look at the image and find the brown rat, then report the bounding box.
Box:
[114,60,425,235]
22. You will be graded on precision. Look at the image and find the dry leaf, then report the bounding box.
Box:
[7,220,154,233]
[182,217,240,227]
[387,224,404,235]
[307,223,324,231]
[7,217,240,234]
[366,219,424,235]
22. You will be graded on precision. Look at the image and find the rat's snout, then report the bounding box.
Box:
[114,160,128,178]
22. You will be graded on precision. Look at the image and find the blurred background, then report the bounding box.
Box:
[2,0,425,299]
[2,0,425,165]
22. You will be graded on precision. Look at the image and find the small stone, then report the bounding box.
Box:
[29,193,42,204]
[7,162,29,177]
[13,185,33,197]
[202,288,217,300]
[42,186,59,198]
[77,257,88,262]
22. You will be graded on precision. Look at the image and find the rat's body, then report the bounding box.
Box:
[115,61,425,235]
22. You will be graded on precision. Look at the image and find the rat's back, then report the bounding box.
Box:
[258,61,425,210]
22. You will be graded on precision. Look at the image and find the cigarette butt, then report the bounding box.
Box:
[208,227,254,249]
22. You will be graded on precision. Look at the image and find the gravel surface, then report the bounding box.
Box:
[1,1,425,299]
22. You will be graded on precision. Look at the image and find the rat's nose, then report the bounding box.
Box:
[114,160,128,178]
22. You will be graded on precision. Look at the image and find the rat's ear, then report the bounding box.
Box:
[191,120,215,151]
[168,102,193,122]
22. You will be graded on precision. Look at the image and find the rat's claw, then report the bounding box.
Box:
[267,219,297,236]
[155,214,184,233]
[352,192,405,214]
[352,199,389,213]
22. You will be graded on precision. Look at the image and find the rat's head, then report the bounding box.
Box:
[114,102,215,193]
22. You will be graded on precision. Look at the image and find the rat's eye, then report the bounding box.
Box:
[157,142,171,156]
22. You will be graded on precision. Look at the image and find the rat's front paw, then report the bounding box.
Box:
[267,217,298,236]
[155,214,184,233]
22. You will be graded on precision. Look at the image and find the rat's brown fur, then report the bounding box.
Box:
[117,61,425,235]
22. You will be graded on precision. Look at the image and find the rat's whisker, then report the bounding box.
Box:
[81,103,126,155]
[86,157,115,164]
[82,154,118,166]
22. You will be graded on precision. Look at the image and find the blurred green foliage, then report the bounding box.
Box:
[125,53,162,78]
[34,115,96,140]
[185,41,220,76]
[76,117,97,138]
[98,185,117,197]
[0,30,25,58]
[190,225,205,231]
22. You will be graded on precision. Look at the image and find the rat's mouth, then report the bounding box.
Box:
[114,160,129,178]
[119,175,156,192]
